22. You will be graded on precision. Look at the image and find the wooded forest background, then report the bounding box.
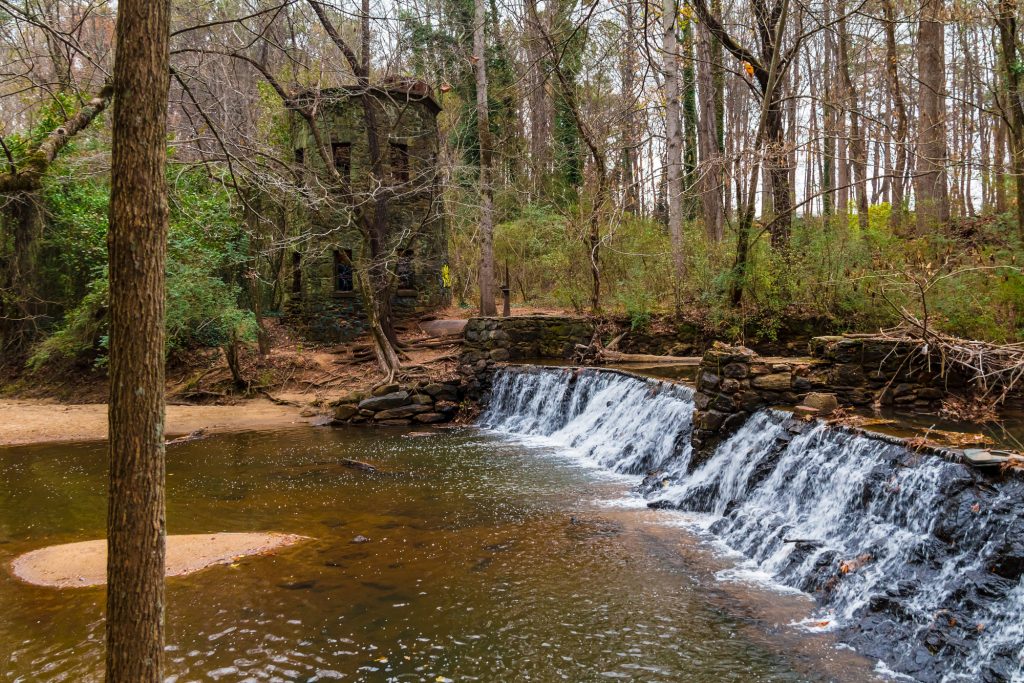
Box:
[2,0,1024,374]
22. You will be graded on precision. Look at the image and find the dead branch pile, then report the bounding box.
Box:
[879,314,1024,404]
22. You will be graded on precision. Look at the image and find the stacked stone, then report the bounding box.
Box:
[691,343,803,460]
[458,315,595,400]
[691,338,971,463]
[808,336,959,410]
[332,380,463,426]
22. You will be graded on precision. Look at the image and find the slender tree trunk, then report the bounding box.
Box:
[475,0,497,315]
[681,18,699,219]
[621,0,641,214]
[838,3,869,229]
[306,0,405,374]
[915,0,950,232]
[997,0,1024,235]
[822,12,836,223]
[995,113,1009,213]
[525,0,551,196]
[536,13,606,312]
[105,0,171,679]
[664,0,686,297]
[883,0,909,229]
[696,23,724,241]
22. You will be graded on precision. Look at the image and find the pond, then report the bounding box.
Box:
[0,425,884,682]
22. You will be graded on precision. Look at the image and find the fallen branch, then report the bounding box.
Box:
[594,348,698,364]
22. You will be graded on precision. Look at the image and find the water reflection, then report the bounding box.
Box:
[1,427,879,681]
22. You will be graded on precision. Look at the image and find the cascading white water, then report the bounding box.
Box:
[482,366,1024,683]
[652,412,1024,683]
[480,366,693,474]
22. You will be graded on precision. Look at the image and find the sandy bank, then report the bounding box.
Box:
[11,532,308,588]
[0,399,319,447]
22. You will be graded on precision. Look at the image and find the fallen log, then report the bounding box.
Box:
[595,349,699,364]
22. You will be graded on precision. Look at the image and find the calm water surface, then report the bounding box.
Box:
[0,426,884,682]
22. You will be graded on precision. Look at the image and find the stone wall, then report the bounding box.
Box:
[612,313,838,357]
[331,379,464,426]
[457,315,595,399]
[807,335,968,408]
[691,337,976,464]
[286,290,422,343]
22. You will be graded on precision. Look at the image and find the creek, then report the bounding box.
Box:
[2,364,1021,681]
[3,416,882,681]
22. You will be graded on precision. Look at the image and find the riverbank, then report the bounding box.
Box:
[0,398,317,446]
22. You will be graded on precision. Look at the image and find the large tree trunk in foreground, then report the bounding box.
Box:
[105,0,171,680]
[475,0,497,316]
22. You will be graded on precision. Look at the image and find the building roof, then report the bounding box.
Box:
[292,80,441,116]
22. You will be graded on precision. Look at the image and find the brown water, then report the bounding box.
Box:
[0,425,884,682]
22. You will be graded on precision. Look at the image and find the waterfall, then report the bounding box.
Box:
[480,366,693,474]
[482,366,1024,683]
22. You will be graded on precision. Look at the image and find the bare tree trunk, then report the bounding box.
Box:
[883,0,909,229]
[307,0,405,374]
[0,194,43,351]
[664,0,686,297]
[105,0,170,679]
[822,8,837,223]
[837,3,869,229]
[915,0,950,232]
[696,24,725,241]
[475,0,497,315]
[537,15,607,312]
[997,0,1024,235]
[621,0,641,214]
[525,0,551,195]
[995,112,1008,213]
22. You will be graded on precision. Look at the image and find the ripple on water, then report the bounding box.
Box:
[1,427,881,682]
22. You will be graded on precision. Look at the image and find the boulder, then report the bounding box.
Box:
[414,412,446,424]
[720,378,742,393]
[422,383,445,396]
[358,391,410,412]
[411,393,434,405]
[698,371,721,391]
[802,392,839,416]
[333,404,359,421]
[702,342,757,365]
[372,383,401,397]
[331,390,367,406]
[489,347,511,361]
